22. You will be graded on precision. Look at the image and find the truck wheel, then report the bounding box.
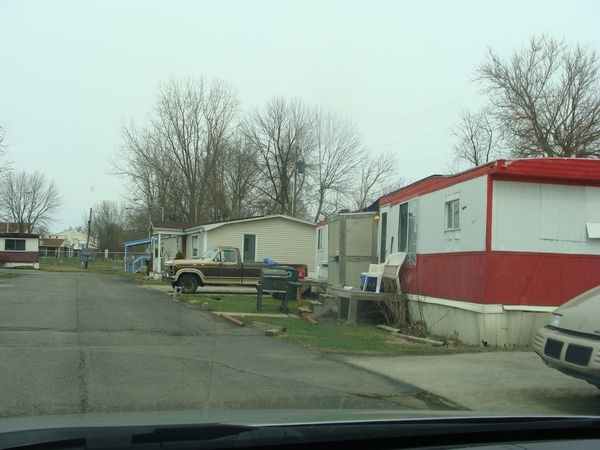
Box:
[178,274,198,294]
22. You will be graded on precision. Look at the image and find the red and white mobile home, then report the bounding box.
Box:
[0,232,40,269]
[378,158,600,346]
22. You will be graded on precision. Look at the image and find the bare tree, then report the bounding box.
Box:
[242,97,314,217]
[87,201,129,252]
[117,123,180,222]
[451,108,503,170]
[311,109,364,222]
[353,153,398,210]
[0,171,61,233]
[222,133,259,219]
[114,78,240,224]
[116,82,406,224]
[478,35,600,158]
[0,124,12,176]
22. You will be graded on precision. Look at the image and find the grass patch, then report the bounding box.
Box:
[238,316,493,356]
[179,293,299,314]
[38,257,165,284]
[40,257,124,272]
[173,291,521,356]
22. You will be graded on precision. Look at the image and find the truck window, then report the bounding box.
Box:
[223,249,236,263]
[201,247,218,260]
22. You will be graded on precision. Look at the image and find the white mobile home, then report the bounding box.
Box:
[377,159,600,346]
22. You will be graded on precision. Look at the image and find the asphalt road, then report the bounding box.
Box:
[0,272,450,419]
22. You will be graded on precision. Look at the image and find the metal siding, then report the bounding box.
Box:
[205,228,240,249]
[406,298,551,346]
[326,213,378,287]
[206,218,316,276]
[492,181,600,254]
[486,251,600,306]
[539,184,586,242]
[402,253,486,302]
[26,238,39,252]
[418,175,487,254]
[402,251,600,307]
[587,186,600,222]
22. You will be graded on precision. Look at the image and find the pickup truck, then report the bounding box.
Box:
[165,246,308,294]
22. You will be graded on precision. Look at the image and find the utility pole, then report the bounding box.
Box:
[84,208,92,269]
[292,146,298,217]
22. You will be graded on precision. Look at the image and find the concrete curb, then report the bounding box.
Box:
[211,312,300,319]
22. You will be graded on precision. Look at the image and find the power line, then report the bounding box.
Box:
[379,126,457,149]
[363,91,481,134]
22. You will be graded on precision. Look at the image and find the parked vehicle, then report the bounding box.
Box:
[532,285,600,388]
[165,246,307,293]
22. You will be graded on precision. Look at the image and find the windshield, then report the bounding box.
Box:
[1,0,600,433]
[200,247,219,261]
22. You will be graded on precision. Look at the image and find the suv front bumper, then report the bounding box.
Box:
[532,326,600,386]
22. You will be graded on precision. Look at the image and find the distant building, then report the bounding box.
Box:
[49,228,98,257]
[0,222,33,233]
[39,237,68,257]
[0,232,40,268]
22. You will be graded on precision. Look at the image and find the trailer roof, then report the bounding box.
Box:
[380,158,600,206]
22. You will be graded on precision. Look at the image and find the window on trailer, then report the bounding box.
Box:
[398,200,418,264]
[446,199,460,230]
[5,239,26,251]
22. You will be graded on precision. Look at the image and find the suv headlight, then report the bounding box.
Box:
[548,313,562,328]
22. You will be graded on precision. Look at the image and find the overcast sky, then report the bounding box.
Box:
[1,0,599,232]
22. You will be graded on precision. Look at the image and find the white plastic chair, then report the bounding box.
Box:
[382,252,407,294]
[362,263,385,293]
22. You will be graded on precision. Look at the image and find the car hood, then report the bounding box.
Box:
[0,408,562,431]
[555,284,600,335]
[0,410,599,450]
[171,259,208,265]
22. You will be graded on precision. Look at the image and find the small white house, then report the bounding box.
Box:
[54,228,98,255]
[150,214,316,278]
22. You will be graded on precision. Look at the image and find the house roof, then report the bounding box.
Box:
[0,232,39,239]
[192,214,315,233]
[39,238,66,248]
[154,214,315,234]
[123,237,155,248]
[152,220,195,230]
[380,158,600,207]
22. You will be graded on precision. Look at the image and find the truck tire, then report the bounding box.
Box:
[178,274,199,294]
